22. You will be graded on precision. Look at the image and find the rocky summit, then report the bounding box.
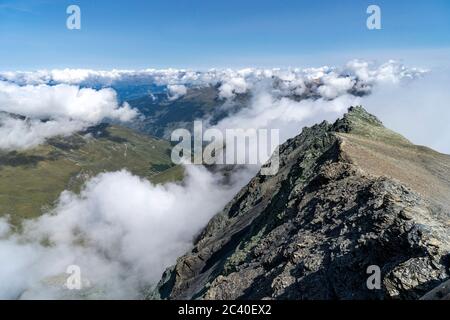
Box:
[149,106,450,300]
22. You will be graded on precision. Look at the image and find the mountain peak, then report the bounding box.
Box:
[331,106,412,148]
[347,105,383,124]
[332,105,383,134]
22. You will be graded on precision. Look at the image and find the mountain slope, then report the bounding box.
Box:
[150,106,450,300]
[0,123,182,225]
[127,86,249,139]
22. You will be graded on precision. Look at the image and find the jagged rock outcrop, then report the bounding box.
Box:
[149,106,450,300]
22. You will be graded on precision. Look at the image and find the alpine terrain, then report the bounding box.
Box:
[150,106,450,300]
[0,119,182,226]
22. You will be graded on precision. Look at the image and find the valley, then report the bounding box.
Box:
[0,123,183,225]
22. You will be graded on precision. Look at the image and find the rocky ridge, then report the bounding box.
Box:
[149,106,450,300]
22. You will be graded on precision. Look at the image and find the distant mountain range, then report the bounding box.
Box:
[125,86,250,139]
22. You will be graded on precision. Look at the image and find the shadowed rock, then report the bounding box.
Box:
[421,279,450,300]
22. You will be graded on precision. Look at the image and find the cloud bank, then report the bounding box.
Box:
[0,82,137,150]
[0,59,423,150]
[0,165,254,299]
[202,60,427,164]
[0,60,426,101]
[361,69,450,154]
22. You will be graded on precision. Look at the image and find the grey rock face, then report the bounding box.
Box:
[149,106,450,300]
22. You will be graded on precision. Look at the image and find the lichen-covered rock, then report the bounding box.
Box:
[149,106,450,300]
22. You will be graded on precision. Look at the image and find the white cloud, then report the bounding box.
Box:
[0,115,87,150]
[361,69,450,154]
[0,218,11,237]
[0,165,254,299]
[0,81,138,150]
[317,73,355,99]
[167,84,187,100]
[211,88,360,164]
[0,82,137,122]
[219,77,249,99]
[345,59,427,84]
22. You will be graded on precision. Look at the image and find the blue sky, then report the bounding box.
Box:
[0,0,449,70]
